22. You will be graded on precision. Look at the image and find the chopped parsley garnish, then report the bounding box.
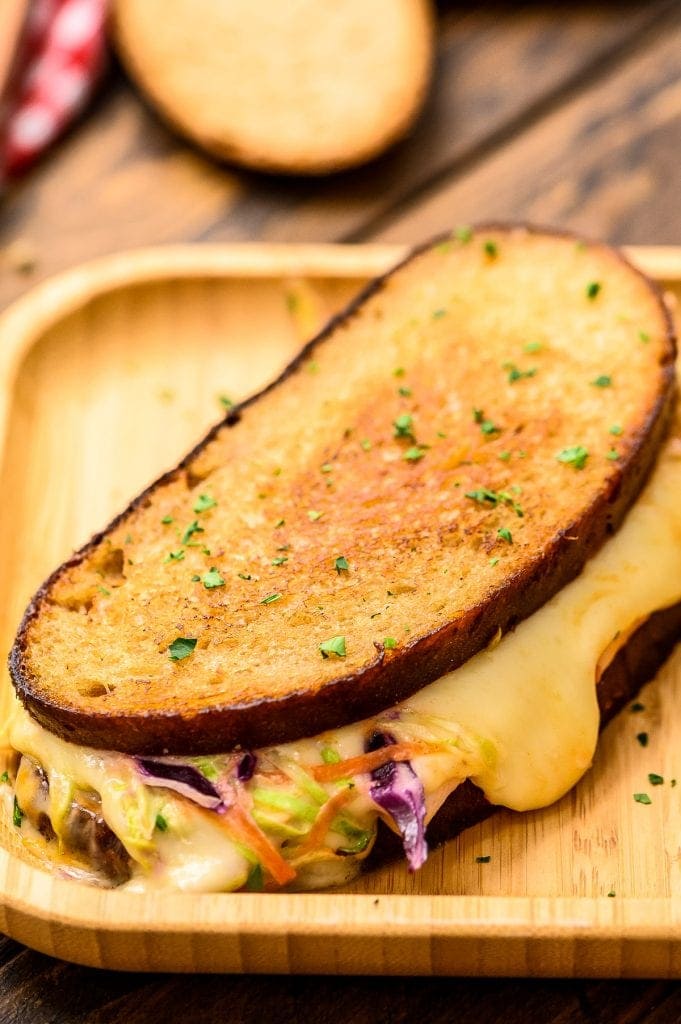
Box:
[393,367,406,377]
[360,438,372,451]
[393,413,415,440]
[191,574,201,582]
[261,593,282,605]
[307,360,319,374]
[586,281,601,299]
[480,419,500,435]
[307,510,323,522]
[498,450,511,462]
[648,773,664,786]
[503,362,537,384]
[182,520,204,544]
[271,555,288,566]
[591,374,612,388]
[193,494,217,513]
[607,890,616,898]
[484,240,498,259]
[320,463,333,474]
[636,732,649,747]
[0,771,9,784]
[609,424,623,436]
[455,225,473,243]
[275,518,285,528]
[98,585,111,596]
[403,446,425,462]
[466,487,499,505]
[633,792,651,805]
[165,549,185,563]
[219,395,234,409]
[383,637,397,650]
[169,637,197,661]
[238,572,253,581]
[556,445,589,470]
[489,557,499,567]
[161,515,173,524]
[321,746,341,765]
[319,635,347,659]
[475,855,491,864]
[432,308,447,319]
[497,527,513,544]
[631,702,645,712]
[639,330,650,343]
[398,385,412,397]
[473,408,500,434]
[334,556,349,574]
[155,814,168,832]
[245,863,264,892]
[607,449,620,461]
[465,489,523,517]
[524,341,543,354]
[202,568,225,589]
[13,797,23,828]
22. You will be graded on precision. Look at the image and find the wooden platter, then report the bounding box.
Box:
[0,242,679,976]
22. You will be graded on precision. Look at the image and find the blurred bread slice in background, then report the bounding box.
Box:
[111,0,434,175]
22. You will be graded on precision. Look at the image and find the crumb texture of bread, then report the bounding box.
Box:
[112,0,434,174]
[11,227,676,753]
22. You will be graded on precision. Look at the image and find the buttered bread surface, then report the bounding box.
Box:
[11,229,675,753]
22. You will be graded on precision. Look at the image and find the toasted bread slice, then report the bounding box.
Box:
[10,227,676,754]
[112,0,434,175]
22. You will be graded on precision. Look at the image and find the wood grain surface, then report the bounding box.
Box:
[1,0,681,1019]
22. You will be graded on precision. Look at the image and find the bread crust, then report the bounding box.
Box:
[9,226,677,754]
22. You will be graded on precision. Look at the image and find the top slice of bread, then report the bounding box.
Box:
[10,227,676,754]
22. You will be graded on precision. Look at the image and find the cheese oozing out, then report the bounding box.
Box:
[7,430,681,892]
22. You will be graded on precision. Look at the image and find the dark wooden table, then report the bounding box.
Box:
[2,2,681,1020]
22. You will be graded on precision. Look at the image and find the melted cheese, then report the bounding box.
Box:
[8,433,681,889]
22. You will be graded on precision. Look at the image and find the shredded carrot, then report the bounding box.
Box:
[291,786,357,860]
[311,742,435,783]
[205,801,296,886]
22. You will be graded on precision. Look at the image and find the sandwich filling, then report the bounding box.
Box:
[5,433,681,892]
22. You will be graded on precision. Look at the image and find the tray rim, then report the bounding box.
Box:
[0,241,680,975]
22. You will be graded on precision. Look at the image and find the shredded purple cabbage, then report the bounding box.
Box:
[366,730,428,872]
[237,752,257,782]
[135,757,224,810]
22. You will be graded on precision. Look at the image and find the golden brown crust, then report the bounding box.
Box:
[9,226,677,753]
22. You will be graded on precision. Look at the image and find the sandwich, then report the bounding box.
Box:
[4,226,680,893]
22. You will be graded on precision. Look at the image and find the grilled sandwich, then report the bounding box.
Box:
[5,226,680,892]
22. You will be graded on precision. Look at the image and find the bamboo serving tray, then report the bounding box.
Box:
[0,242,680,976]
